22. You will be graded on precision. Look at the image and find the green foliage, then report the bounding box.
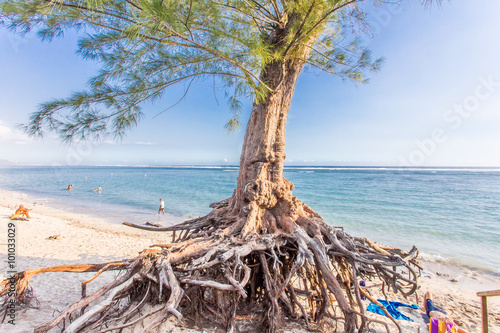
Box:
[1,0,390,141]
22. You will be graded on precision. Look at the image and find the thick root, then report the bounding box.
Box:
[1,197,420,332]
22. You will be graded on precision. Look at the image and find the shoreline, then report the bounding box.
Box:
[0,185,188,226]
[1,188,499,332]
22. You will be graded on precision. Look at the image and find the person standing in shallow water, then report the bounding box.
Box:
[158,198,165,215]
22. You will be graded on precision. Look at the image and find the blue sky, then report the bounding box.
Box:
[1,0,500,167]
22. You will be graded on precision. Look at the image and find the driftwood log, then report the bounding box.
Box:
[0,199,420,333]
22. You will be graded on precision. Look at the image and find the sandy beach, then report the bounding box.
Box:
[1,188,499,333]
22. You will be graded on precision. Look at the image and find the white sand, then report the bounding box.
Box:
[0,189,498,332]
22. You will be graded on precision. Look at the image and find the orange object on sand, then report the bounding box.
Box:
[11,204,31,220]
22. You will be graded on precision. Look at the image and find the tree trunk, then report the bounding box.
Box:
[228,58,305,237]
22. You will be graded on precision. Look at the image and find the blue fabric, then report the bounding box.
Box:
[366,299,419,322]
[425,299,448,317]
[422,304,448,324]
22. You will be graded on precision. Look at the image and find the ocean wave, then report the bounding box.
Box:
[182,213,200,219]
[419,252,500,275]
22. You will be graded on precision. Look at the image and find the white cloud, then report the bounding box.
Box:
[0,120,32,144]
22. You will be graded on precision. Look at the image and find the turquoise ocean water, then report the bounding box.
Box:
[1,165,499,274]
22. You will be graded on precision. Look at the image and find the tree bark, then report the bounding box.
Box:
[229,60,298,234]
[225,43,321,238]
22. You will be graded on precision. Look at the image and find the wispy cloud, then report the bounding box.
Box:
[0,120,32,144]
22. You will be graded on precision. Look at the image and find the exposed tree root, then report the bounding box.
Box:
[0,197,421,332]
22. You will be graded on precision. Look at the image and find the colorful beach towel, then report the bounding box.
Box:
[429,317,458,333]
[366,299,419,321]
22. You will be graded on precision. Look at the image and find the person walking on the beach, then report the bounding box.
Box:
[159,198,165,215]
[424,291,469,333]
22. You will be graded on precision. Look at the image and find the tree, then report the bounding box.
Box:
[0,1,426,332]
